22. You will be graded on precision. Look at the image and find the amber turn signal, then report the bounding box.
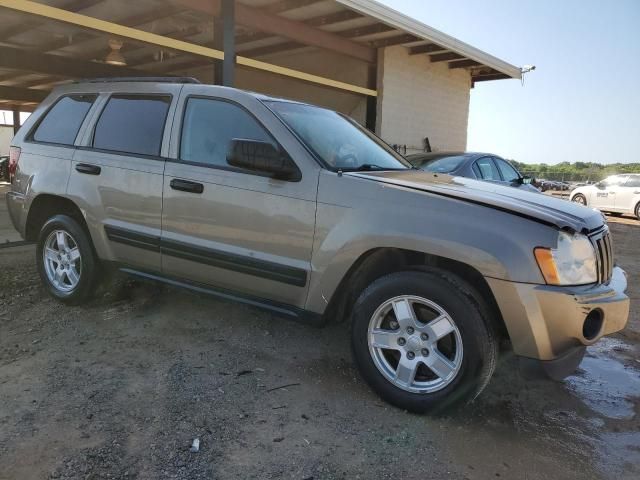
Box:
[534,248,561,285]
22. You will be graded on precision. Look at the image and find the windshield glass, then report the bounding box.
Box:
[411,155,467,173]
[266,101,411,171]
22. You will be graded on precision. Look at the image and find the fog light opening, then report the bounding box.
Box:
[583,309,604,341]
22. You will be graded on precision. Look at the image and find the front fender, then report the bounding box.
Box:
[305,172,558,314]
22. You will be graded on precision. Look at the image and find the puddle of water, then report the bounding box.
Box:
[565,338,640,419]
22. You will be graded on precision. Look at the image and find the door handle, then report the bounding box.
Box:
[75,163,101,175]
[170,178,204,194]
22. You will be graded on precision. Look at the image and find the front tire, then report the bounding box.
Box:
[351,270,498,414]
[36,214,99,305]
[635,202,640,221]
[572,193,587,206]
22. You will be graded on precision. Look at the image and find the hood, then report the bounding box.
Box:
[345,170,604,233]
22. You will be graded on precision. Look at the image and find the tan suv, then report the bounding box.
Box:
[6,78,630,413]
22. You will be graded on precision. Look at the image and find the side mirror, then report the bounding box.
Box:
[520,176,533,185]
[227,139,300,181]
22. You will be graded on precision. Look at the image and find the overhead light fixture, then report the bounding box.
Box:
[105,38,126,66]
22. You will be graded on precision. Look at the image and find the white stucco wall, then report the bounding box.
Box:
[377,45,471,154]
[0,126,14,155]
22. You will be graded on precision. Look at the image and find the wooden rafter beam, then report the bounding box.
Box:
[369,34,418,48]
[240,41,303,58]
[430,52,464,63]
[0,0,103,41]
[172,0,376,63]
[240,24,400,58]
[235,10,362,45]
[339,23,396,38]
[0,85,48,103]
[262,0,323,14]
[0,45,147,78]
[448,59,482,69]
[472,73,510,82]
[409,43,446,55]
[0,102,38,112]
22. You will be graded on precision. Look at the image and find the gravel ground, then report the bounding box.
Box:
[0,216,638,480]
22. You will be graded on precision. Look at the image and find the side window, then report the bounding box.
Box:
[180,97,276,168]
[31,94,96,145]
[624,176,640,188]
[494,158,520,182]
[93,95,171,156]
[474,157,501,181]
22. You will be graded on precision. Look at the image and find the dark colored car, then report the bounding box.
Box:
[0,155,9,182]
[407,152,539,193]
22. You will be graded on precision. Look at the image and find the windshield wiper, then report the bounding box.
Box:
[345,164,405,172]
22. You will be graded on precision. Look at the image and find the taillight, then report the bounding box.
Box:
[8,146,20,182]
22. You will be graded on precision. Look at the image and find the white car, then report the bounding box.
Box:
[571,174,640,219]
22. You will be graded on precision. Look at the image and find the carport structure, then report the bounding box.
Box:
[0,0,521,153]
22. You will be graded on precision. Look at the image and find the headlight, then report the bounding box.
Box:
[534,231,598,285]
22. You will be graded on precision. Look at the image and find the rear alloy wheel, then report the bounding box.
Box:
[351,270,498,414]
[572,194,586,206]
[37,214,98,305]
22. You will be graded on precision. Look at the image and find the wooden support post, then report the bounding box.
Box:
[12,109,20,134]
[222,0,235,87]
[365,63,377,132]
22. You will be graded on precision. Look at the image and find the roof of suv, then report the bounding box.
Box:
[59,76,310,105]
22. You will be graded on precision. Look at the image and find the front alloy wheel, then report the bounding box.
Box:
[368,295,463,394]
[351,270,498,413]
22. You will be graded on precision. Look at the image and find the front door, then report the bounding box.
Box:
[161,94,318,308]
[593,176,625,211]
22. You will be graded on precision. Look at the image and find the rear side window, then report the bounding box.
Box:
[93,95,171,156]
[625,176,640,188]
[180,97,275,167]
[31,94,96,145]
[474,157,501,181]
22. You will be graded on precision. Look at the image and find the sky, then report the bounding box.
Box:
[377,0,640,165]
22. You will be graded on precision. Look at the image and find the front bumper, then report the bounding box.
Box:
[487,266,629,367]
[5,190,26,238]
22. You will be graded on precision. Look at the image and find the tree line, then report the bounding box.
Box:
[510,161,640,182]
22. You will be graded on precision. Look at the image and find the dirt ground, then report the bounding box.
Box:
[0,215,638,480]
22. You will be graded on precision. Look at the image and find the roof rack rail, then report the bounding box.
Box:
[73,77,201,84]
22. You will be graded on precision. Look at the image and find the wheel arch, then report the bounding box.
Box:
[25,194,89,242]
[322,247,509,341]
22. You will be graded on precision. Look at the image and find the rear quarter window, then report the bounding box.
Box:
[31,94,96,145]
[92,95,171,157]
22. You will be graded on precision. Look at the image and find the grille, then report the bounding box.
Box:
[591,228,614,284]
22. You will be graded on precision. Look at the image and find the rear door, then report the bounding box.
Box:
[68,84,180,271]
[613,175,639,213]
[161,88,319,308]
[472,156,503,186]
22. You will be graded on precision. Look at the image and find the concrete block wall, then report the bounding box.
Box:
[377,45,471,154]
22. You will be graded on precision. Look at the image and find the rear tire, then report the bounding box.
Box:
[635,203,640,221]
[572,193,587,206]
[351,269,498,414]
[36,214,99,305]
